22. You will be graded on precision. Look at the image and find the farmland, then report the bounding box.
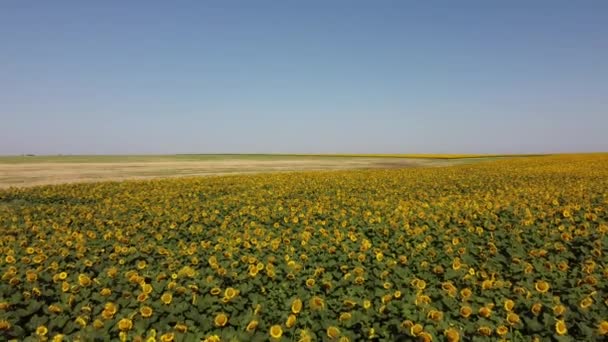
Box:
[0,154,490,189]
[0,154,607,341]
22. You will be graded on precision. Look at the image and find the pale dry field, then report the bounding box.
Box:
[0,156,472,188]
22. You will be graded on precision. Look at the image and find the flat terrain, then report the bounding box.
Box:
[0,155,487,188]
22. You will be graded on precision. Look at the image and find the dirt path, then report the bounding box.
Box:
[0,157,466,188]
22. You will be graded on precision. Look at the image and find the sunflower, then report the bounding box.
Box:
[36,325,48,336]
[48,304,62,314]
[531,303,542,316]
[100,288,112,296]
[78,274,91,287]
[496,325,508,336]
[93,319,104,329]
[104,302,118,315]
[327,326,340,339]
[580,297,593,309]
[0,320,10,331]
[310,296,325,310]
[140,306,153,318]
[427,310,444,321]
[246,320,258,333]
[534,280,550,293]
[160,333,175,342]
[460,288,472,300]
[270,325,283,339]
[339,312,352,322]
[418,332,433,342]
[363,300,371,309]
[305,278,316,288]
[410,323,423,336]
[444,328,460,342]
[174,323,188,333]
[161,293,173,305]
[553,304,566,316]
[118,318,133,331]
[224,287,238,300]
[477,326,492,336]
[507,312,520,325]
[291,298,303,314]
[478,306,492,318]
[555,320,567,335]
[214,313,228,327]
[460,306,473,318]
[504,299,515,311]
[286,314,297,328]
[210,287,221,296]
[142,283,153,294]
[598,321,608,335]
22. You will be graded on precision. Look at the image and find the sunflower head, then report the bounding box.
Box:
[555,320,568,335]
[291,298,303,314]
[214,313,228,327]
[444,328,460,342]
[270,325,283,339]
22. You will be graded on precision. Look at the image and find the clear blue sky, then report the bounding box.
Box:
[1,1,607,155]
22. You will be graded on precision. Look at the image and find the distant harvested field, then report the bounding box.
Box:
[0,155,496,188]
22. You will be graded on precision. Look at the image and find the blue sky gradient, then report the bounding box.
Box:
[1,1,607,154]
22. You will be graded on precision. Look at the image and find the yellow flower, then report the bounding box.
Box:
[118,318,133,331]
[140,306,153,318]
[291,298,303,314]
[496,325,508,336]
[174,323,188,333]
[214,313,228,327]
[93,319,104,329]
[78,274,91,287]
[363,299,371,309]
[507,312,520,325]
[0,320,10,331]
[161,292,173,305]
[104,302,118,314]
[460,288,472,300]
[52,334,66,342]
[270,325,283,339]
[210,287,221,296]
[224,287,237,299]
[477,326,492,336]
[339,312,352,322]
[531,302,542,316]
[327,326,340,339]
[286,314,297,328]
[598,321,608,335]
[36,325,48,336]
[246,320,258,332]
[410,323,423,336]
[553,304,566,316]
[444,328,460,342]
[160,333,175,342]
[460,306,472,318]
[305,278,315,288]
[555,320,567,335]
[580,297,593,309]
[142,283,153,294]
[504,299,515,311]
[418,332,433,342]
[478,306,492,318]
[100,288,112,296]
[428,310,444,321]
[534,280,550,293]
[310,296,325,310]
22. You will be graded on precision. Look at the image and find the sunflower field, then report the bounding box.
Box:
[1,154,607,342]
